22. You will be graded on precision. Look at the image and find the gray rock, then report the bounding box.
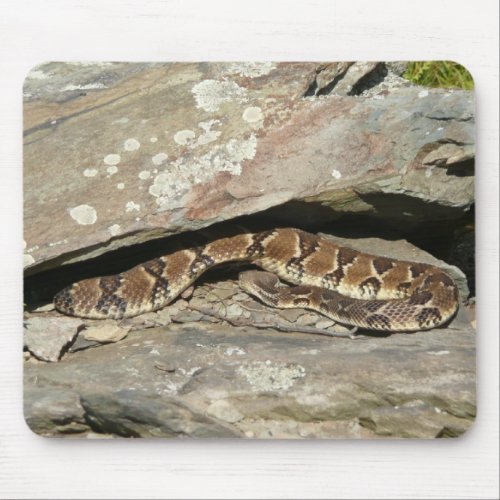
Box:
[82,322,130,343]
[206,399,244,423]
[23,386,88,435]
[23,62,474,274]
[24,316,84,362]
[22,61,476,439]
[23,311,475,438]
[79,390,242,438]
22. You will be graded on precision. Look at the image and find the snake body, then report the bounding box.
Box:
[54,228,459,331]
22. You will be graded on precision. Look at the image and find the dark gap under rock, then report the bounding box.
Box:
[445,159,474,177]
[24,201,475,309]
[303,63,352,97]
[348,63,388,96]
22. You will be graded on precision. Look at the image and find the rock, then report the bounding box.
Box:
[79,391,242,438]
[325,61,381,95]
[82,322,130,343]
[155,309,172,326]
[225,303,244,318]
[296,313,320,326]
[24,316,84,362]
[22,61,476,439]
[32,303,55,313]
[23,386,88,435]
[23,318,475,438]
[23,62,474,275]
[277,308,305,323]
[314,319,335,329]
[206,400,244,423]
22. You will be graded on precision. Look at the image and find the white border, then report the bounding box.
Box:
[1,1,498,499]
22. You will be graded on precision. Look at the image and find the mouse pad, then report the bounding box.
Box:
[23,61,475,438]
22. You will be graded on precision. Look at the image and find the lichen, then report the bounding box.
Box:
[151,153,168,166]
[124,138,141,151]
[148,134,257,211]
[174,130,196,145]
[237,361,305,392]
[125,201,140,212]
[192,79,247,112]
[103,154,121,166]
[225,62,276,78]
[68,204,97,225]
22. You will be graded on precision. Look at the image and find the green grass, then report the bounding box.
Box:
[403,61,474,90]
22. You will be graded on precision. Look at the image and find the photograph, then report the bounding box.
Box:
[23,60,476,439]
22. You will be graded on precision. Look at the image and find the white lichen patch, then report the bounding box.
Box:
[192,79,247,112]
[116,182,125,189]
[112,117,129,124]
[152,153,168,166]
[331,169,342,179]
[225,62,276,78]
[67,62,114,67]
[69,204,97,225]
[125,201,140,212]
[138,170,151,180]
[150,136,158,143]
[62,82,107,91]
[418,89,429,98]
[103,154,121,166]
[108,224,121,236]
[242,106,263,125]
[26,69,50,80]
[149,134,257,211]
[106,166,118,175]
[24,254,35,267]
[174,129,196,145]
[83,168,98,177]
[174,121,222,149]
[243,106,264,123]
[225,346,246,356]
[124,138,141,151]
[48,239,68,248]
[225,135,257,166]
[196,120,221,145]
[237,361,305,392]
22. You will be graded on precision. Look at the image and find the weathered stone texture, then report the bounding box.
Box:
[24,62,474,274]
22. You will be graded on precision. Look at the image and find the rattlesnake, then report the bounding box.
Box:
[54,228,459,331]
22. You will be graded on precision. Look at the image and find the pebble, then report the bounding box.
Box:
[296,313,319,326]
[315,319,335,329]
[82,322,130,343]
[24,316,84,362]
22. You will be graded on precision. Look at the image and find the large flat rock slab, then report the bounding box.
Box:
[24,319,476,439]
[24,62,474,274]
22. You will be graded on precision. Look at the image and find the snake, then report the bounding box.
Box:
[54,228,459,331]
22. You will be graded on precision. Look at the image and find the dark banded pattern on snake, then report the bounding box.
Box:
[54,228,459,331]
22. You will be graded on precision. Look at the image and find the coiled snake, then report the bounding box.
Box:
[54,228,459,331]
